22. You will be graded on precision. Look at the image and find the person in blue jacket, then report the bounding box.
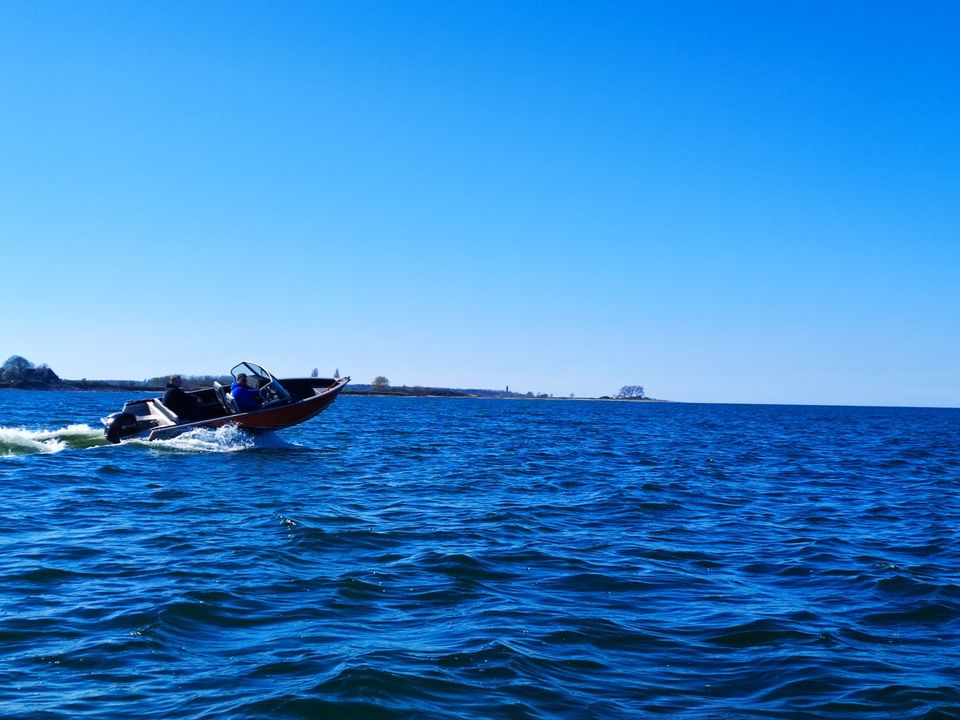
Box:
[231,373,263,412]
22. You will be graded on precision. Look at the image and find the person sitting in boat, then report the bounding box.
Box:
[231,373,263,412]
[162,375,200,420]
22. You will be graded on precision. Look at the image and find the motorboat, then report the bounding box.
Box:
[102,361,350,443]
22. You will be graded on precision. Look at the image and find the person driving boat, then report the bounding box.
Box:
[230,373,263,412]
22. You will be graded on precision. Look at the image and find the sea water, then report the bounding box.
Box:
[1,391,958,719]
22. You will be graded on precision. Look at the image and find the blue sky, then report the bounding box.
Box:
[1,1,957,406]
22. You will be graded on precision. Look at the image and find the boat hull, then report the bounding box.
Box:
[148,383,345,440]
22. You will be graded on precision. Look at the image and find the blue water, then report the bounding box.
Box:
[1,391,959,719]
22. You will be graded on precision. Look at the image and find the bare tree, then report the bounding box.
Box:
[1,355,33,380]
[616,385,645,399]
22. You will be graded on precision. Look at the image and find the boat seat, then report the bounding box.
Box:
[225,392,240,414]
[151,398,180,424]
[213,381,239,415]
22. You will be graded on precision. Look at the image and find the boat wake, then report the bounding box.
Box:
[0,424,109,456]
[1,423,296,457]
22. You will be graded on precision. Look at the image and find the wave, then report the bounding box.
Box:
[0,424,108,456]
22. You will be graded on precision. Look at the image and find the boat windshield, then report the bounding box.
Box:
[229,361,292,402]
[230,362,272,389]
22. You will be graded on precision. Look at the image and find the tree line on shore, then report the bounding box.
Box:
[0,355,62,389]
[0,355,206,391]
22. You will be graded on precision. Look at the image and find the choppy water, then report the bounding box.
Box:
[1,391,959,719]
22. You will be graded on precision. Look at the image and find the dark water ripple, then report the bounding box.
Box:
[1,393,959,718]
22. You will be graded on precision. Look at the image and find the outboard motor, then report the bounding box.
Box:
[103,412,138,444]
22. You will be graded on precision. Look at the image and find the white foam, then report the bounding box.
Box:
[143,423,288,453]
[0,423,104,456]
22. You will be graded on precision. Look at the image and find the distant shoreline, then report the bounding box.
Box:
[0,380,666,402]
[0,381,165,392]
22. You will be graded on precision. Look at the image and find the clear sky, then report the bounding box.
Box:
[1,1,957,406]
